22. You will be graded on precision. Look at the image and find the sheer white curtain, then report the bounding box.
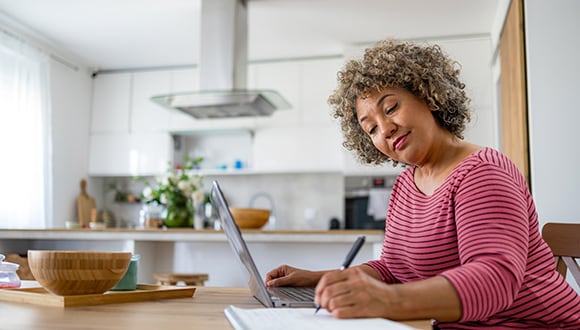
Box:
[0,30,51,228]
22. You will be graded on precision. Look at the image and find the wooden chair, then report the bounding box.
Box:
[153,273,209,286]
[541,222,580,286]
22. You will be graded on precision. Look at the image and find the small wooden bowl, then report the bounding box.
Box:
[229,208,270,229]
[27,250,132,296]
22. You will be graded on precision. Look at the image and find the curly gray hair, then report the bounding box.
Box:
[328,39,471,166]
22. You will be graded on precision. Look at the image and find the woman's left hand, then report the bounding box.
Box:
[315,266,397,319]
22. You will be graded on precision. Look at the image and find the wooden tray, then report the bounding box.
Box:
[0,284,196,307]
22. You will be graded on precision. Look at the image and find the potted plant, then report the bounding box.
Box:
[140,157,204,228]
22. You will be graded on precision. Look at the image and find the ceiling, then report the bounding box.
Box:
[0,0,501,71]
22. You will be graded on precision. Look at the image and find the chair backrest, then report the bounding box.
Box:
[541,222,580,287]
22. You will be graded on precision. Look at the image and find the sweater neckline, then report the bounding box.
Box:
[410,147,488,197]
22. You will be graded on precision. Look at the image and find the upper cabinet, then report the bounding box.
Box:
[91,70,180,134]
[250,58,343,128]
[251,61,301,128]
[131,71,172,132]
[90,73,131,133]
[252,126,343,173]
[248,58,345,172]
[88,37,497,177]
[87,58,407,175]
[89,72,173,176]
[88,132,172,176]
[300,58,343,126]
[167,68,201,132]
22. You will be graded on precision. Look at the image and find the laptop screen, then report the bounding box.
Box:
[210,180,274,307]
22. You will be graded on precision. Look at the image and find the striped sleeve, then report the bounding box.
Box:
[366,195,401,284]
[440,162,529,322]
[365,259,400,284]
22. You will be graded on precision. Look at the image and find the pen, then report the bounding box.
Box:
[314,235,366,314]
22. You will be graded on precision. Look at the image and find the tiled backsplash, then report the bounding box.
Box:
[101,173,344,230]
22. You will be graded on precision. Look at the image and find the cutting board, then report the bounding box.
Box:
[76,179,96,227]
[0,284,196,307]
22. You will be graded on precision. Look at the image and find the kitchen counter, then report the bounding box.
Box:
[0,229,385,287]
[0,228,384,243]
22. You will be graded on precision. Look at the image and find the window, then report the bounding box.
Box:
[0,30,51,228]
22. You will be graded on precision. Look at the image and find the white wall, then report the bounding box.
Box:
[525,0,580,292]
[525,0,580,226]
[49,60,98,227]
[436,37,497,149]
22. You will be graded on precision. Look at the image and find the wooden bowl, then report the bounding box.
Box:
[27,250,132,296]
[229,208,270,229]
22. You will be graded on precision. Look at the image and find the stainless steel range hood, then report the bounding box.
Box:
[151,0,290,119]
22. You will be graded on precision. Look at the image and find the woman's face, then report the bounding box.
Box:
[355,87,442,166]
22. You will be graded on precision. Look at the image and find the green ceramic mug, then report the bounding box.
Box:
[111,254,140,291]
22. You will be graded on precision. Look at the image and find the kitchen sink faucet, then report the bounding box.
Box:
[249,193,276,230]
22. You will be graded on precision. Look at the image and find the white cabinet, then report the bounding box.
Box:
[89,72,173,176]
[89,58,410,176]
[131,71,172,132]
[90,73,131,133]
[252,126,343,172]
[89,133,172,176]
[249,58,345,172]
[167,68,201,132]
[251,61,301,128]
[92,70,177,134]
[169,60,344,173]
[300,58,344,125]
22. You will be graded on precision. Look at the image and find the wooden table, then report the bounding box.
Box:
[0,286,432,329]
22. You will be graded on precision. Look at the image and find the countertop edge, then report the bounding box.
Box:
[0,229,385,243]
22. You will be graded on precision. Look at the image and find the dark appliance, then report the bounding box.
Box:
[344,176,394,230]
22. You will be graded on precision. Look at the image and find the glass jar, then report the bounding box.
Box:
[143,202,164,228]
[0,254,21,288]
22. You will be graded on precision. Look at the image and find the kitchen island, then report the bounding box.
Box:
[0,229,384,286]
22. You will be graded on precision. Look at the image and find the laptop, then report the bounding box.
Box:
[210,180,316,308]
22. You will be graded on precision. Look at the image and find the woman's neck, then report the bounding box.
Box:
[413,139,480,195]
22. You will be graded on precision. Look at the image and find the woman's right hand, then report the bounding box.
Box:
[265,264,325,288]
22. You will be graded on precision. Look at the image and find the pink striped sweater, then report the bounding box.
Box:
[366,148,580,329]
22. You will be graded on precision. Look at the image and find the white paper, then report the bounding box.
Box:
[224,305,417,330]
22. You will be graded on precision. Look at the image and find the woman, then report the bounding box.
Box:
[266,40,580,329]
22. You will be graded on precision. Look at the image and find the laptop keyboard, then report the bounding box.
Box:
[273,287,315,301]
